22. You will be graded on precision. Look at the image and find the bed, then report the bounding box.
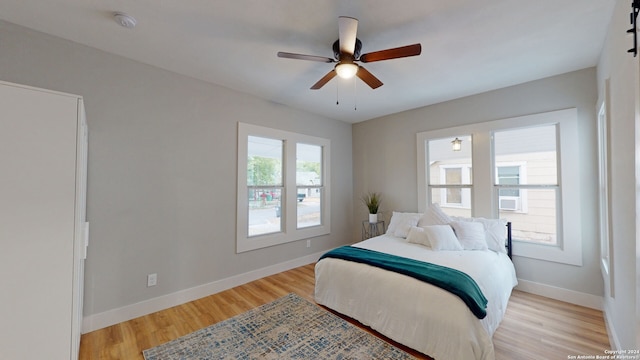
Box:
[315,205,517,360]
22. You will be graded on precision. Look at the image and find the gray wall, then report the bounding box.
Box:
[352,68,603,297]
[596,0,638,350]
[0,20,353,316]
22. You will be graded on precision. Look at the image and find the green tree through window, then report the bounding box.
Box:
[248,156,281,186]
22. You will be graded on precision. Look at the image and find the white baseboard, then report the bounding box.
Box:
[602,299,621,350]
[84,261,606,334]
[515,278,603,310]
[82,251,326,334]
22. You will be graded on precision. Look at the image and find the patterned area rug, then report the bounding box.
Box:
[143,293,416,359]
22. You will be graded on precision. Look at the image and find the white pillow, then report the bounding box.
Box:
[450,221,488,250]
[474,217,507,253]
[386,212,422,238]
[451,216,507,253]
[418,203,452,226]
[406,226,431,247]
[423,225,463,251]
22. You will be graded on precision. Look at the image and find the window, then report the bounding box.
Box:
[237,123,330,253]
[247,136,283,237]
[597,81,614,297]
[417,108,582,265]
[296,143,323,229]
[494,125,558,245]
[427,136,472,217]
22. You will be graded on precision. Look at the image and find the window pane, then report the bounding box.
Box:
[248,188,282,237]
[447,187,462,204]
[297,143,323,229]
[297,187,322,228]
[494,126,557,185]
[497,166,520,197]
[247,136,282,237]
[498,188,557,245]
[444,168,462,203]
[297,143,322,186]
[445,168,462,184]
[247,136,282,186]
[494,125,559,246]
[430,188,472,217]
[428,136,472,185]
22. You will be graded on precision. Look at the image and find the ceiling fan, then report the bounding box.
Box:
[277,16,422,90]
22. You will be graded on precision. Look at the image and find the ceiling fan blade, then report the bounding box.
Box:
[310,70,337,90]
[356,66,383,89]
[338,16,358,56]
[277,52,335,63]
[359,43,422,63]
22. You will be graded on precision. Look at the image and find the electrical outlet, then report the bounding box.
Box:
[147,273,157,287]
[306,240,311,248]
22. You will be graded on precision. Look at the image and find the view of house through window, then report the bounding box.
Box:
[494,125,558,245]
[427,135,472,217]
[423,126,561,246]
[417,108,580,264]
[445,168,462,204]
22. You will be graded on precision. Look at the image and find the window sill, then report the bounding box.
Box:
[512,240,582,266]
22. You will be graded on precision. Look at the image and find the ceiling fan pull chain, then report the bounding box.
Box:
[336,80,339,105]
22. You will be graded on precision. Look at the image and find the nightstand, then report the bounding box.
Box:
[362,220,385,240]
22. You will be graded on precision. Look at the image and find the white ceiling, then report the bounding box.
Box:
[0,0,615,123]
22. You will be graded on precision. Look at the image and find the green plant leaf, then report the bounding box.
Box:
[361,192,382,214]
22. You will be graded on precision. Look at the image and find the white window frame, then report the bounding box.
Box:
[597,80,614,297]
[417,108,582,265]
[237,123,331,253]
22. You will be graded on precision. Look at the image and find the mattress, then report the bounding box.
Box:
[315,234,517,360]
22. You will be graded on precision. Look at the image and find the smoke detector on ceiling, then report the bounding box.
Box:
[113,12,137,29]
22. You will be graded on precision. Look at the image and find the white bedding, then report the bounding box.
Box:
[314,234,517,360]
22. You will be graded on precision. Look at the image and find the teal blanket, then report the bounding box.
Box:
[319,246,488,319]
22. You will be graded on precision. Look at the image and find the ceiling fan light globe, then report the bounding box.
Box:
[335,63,358,79]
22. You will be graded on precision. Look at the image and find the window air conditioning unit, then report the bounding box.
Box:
[499,197,520,211]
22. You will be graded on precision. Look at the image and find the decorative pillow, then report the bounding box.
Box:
[423,225,463,251]
[386,212,422,238]
[450,221,488,250]
[406,226,431,247]
[418,203,453,227]
[451,216,507,253]
[474,217,508,253]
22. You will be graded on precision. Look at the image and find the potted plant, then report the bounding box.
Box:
[361,192,382,223]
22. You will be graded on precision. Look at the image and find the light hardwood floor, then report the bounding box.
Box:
[79,263,610,360]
